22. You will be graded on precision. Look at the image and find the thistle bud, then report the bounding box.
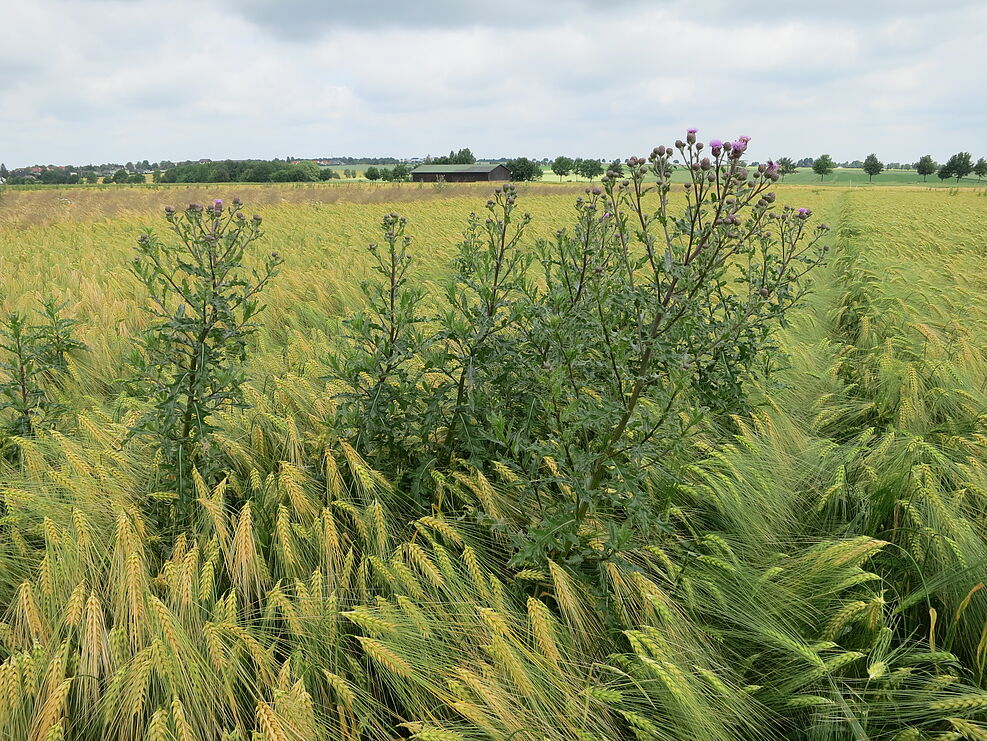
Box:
[164,205,175,215]
[758,287,770,297]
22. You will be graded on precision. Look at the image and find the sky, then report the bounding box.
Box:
[1,0,985,167]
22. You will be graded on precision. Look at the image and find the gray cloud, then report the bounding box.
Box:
[0,0,984,167]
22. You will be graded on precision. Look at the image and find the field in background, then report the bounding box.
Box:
[1,181,983,403]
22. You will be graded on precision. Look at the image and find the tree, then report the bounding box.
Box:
[915,155,937,182]
[505,157,543,181]
[295,160,322,181]
[862,153,883,182]
[127,173,145,184]
[776,157,796,181]
[812,154,835,180]
[576,158,604,180]
[0,163,7,181]
[551,156,575,181]
[365,166,381,181]
[973,157,987,182]
[429,148,476,165]
[112,169,129,184]
[941,151,973,182]
[85,174,99,185]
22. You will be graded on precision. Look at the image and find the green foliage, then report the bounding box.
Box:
[916,154,938,180]
[505,156,543,181]
[111,168,129,184]
[331,212,430,468]
[365,165,382,180]
[331,136,828,574]
[863,153,883,181]
[939,151,974,182]
[551,155,575,180]
[813,153,835,179]
[973,157,987,180]
[575,157,604,179]
[0,298,84,436]
[378,164,412,182]
[128,199,282,515]
[429,148,476,165]
[776,156,797,180]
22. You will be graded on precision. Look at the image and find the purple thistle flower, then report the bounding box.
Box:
[732,141,746,153]
[709,139,723,151]
[687,128,698,134]
[765,160,779,176]
[739,135,751,143]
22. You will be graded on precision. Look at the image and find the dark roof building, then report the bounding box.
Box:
[411,163,511,182]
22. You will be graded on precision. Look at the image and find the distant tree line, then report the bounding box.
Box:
[424,148,476,165]
[159,159,346,183]
[5,149,987,187]
[549,156,605,180]
[364,164,411,181]
[793,152,987,183]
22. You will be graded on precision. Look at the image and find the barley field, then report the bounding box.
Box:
[1,182,986,740]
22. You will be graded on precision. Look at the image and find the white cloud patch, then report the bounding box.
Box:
[0,0,984,166]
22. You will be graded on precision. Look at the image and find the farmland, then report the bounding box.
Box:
[1,179,986,740]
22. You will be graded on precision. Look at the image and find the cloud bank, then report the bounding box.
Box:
[1,0,984,166]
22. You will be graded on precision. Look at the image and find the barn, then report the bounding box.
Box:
[411,163,511,182]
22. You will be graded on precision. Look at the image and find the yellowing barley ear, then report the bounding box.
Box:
[527,598,562,665]
[356,636,413,678]
[29,677,71,741]
[231,502,270,600]
[146,707,171,741]
[279,461,318,521]
[548,561,597,642]
[323,448,343,500]
[323,669,357,710]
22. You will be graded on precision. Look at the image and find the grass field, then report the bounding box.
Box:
[1,181,986,740]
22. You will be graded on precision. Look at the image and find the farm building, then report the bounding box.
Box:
[411,163,511,182]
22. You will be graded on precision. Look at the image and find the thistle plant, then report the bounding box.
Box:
[333,130,829,572]
[332,212,430,470]
[0,298,84,437]
[129,199,281,515]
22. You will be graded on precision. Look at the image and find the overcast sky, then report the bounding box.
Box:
[2,0,984,167]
